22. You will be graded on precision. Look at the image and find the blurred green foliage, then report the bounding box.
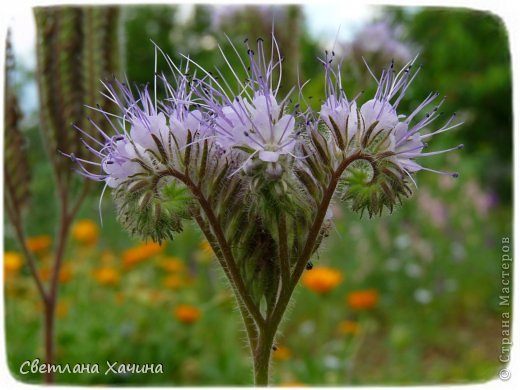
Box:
[5,4,511,386]
[387,8,512,201]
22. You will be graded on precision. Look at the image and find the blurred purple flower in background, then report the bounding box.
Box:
[349,20,413,64]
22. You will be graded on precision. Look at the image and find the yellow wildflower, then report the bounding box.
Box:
[272,345,292,361]
[157,257,185,273]
[337,320,360,335]
[4,252,23,276]
[162,274,185,290]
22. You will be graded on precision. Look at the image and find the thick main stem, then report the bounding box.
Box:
[43,208,70,383]
[193,212,259,355]
[43,302,55,383]
[253,328,276,386]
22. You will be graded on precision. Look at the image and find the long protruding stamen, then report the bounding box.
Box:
[395,144,425,156]
[420,114,463,139]
[154,44,158,112]
[404,92,439,124]
[417,144,464,157]
[420,166,459,177]
[217,45,252,100]
[272,33,283,96]
[362,56,378,83]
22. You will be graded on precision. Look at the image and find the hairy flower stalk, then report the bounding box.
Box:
[69,37,462,385]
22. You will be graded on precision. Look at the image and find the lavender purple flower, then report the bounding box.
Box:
[348,20,413,65]
[357,58,464,176]
[318,54,359,149]
[187,38,298,180]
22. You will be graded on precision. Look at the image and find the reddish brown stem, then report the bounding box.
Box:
[4,196,48,304]
[161,168,266,328]
[43,302,55,383]
[42,180,89,383]
[6,179,89,384]
[267,152,364,339]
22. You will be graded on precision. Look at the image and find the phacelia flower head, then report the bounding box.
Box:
[314,54,463,217]
[351,20,412,64]
[358,58,464,177]
[65,69,209,241]
[318,51,359,150]
[67,36,463,237]
[189,37,298,179]
[67,69,208,190]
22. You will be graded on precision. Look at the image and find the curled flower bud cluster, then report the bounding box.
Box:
[67,37,462,243]
[313,53,463,216]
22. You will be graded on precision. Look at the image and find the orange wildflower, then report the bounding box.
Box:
[72,219,99,246]
[174,305,201,324]
[4,252,23,276]
[162,274,185,290]
[122,242,166,268]
[26,235,52,254]
[197,240,214,262]
[38,267,51,282]
[157,257,185,273]
[38,264,73,283]
[272,345,292,361]
[56,301,70,318]
[58,263,73,283]
[337,320,360,335]
[301,266,342,294]
[346,289,379,310]
[92,266,120,286]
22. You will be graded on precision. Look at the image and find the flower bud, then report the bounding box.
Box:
[340,158,412,217]
[114,178,193,243]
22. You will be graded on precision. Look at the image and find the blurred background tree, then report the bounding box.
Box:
[124,5,177,86]
[385,8,512,202]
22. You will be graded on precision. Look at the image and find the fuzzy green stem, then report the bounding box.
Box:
[269,152,365,328]
[193,212,259,353]
[253,328,276,386]
[278,215,290,292]
[4,196,48,305]
[163,168,266,327]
